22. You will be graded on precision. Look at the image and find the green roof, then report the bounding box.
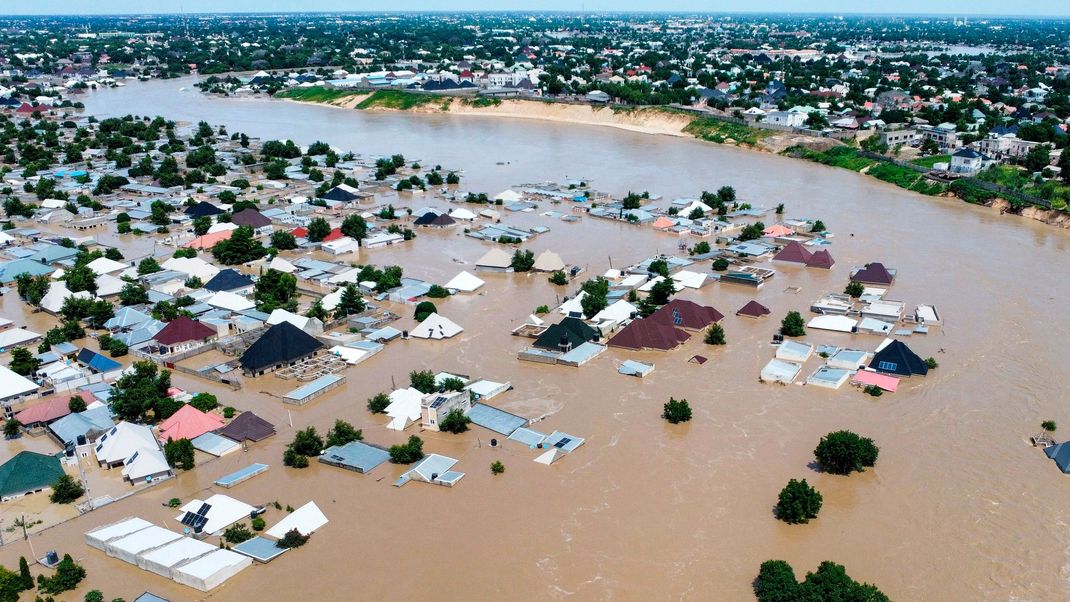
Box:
[0,451,64,498]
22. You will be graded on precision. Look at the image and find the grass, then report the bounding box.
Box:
[460,96,502,108]
[355,89,442,110]
[789,146,947,196]
[910,154,951,168]
[275,86,360,103]
[684,116,772,146]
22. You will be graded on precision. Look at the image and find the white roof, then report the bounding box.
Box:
[86,517,153,545]
[444,270,485,292]
[557,291,586,315]
[0,327,40,349]
[161,257,220,281]
[671,270,707,289]
[207,290,255,312]
[475,248,512,268]
[448,207,477,220]
[265,501,328,538]
[268,256,297,273]
[0,364,39,400]
[602,268,622,280]
[176,494,256,536]
[411,313,463,339]
[618,274,648,288]
[533,250,565,272]
[172,548,250,583]
[329,345,369,364]
[266,309,321,332]
[206,222,239,235]
[385,387,423,427]
[94,422,160,465]
[320,288,343,311]
[494,189,521,202]
[322,236,360,254]
[638,275,666,292]
[807,315,858,333]
[86,256,128,275]
[776,340,814,362]
[592,299,637,323]
[325,267,361,285]
[681,200,713,215]
[96,273,125,297]
[40,282,91,314]
[121,446,170,481]
[110,525,182,556]
[139,536,216,568]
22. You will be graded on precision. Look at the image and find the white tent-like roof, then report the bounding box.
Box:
[411,313,463,340]
[448,207,477,221]
[807,315,858,333]
[108,525,182,564]
[475,248,512,269]
[206,222,239,235]
[0,327,40,349]
[85,517,153,551]
[175,494,256,536]
[138,536,217,578]
[206,290,255,312]
[266,309,323,333]
[533,250,565,272]
[86,256,128,276]
[265,501,328,538]
[172,548,252,592]
[671,270,707,289]
[592,299,638,324]
[96,273,126,297]
[385,387,424,431]
[321,288,343,311]
[161,257,220,282]
[94,422,160,465]
[680,200,713,216]
[494,189,522,203]
[444,270,485,293]
[268,256,297,273]
[40,282,91,315]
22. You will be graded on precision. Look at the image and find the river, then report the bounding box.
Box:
[3,76,1068,601]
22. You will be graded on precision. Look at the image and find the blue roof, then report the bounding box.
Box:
[76,348,121,373]
[191,432,239,456]
[133,594,171,602]
[318,441,391,473]
[232,536,288,563]
[28,244,78,264]
[283,374,343,402]
[48,406,114,446]
[1046,442,1070,473]
[0,259,52,283]
[467,403,527,436]
[507,427,547,447]
[214,463,270,487]
[104,306,152,330]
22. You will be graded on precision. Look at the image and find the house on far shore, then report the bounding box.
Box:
[0,450,64,502]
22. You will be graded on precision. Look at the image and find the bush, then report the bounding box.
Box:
[367,392,390,414]
[222,523,253,544]
[776,478,822,524]
[712,258,729,271]
[325,420,362,447]
[490,461,505,475]
[223,406,236,419]
[188,392,219,412]
[49,474,85,504]
[755,559,889,602]
[510,249,535,272]
[844,280,864,298]
[284,427,322,468]
[548,271,568,285]
[438,409,471,434]
[863,385,883,397]
[814,431,879,475]
[163,438,195,470]
[167,497,182,508]
[409,369,437,394]
[1043,420,1057,432]
[251,515,266,531]
[704,323,726,345]
[389,435,424,464]
[925,357,939,370]
[36,554,85,594]
[780,311,806,337]
[414,301,437,322]
[426,284,450,298]
[282,449,309,468]
[662,397,692,424]
[276,528,310,549]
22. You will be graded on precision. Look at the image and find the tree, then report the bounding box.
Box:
[367,392,390,413]
[1059,147,1070,185]
[137,257,161,275]
[118,282,149,306]
[270,230,297,250]
[325,420,363,447]
[164,438,195,470]
[64,264,97,295]
[188,392,218,412]
[814,431,879,475]
[662,397,692,424]
[333,284,365,318]
[691,241,711,256]
[306,217,331,242]
[49,474,85,504]
[919,137,940,156]
[18,557,32,591]
[438,409,471,434]
[716,185,736,205]
[108,361,172,422]
[68,395,87,413]
[426,285,450,298]
[340,214,367,240]
[775,478,822,524]
[712,258,729,271]
[414,301,437,322]
[648,278,675,305]
[192,215,212,236]
[212,226,266,265]
[15,273,50,307]
[738,221,765,241]
[254,269,298,312]
[389,435,424,464]
[284,427,323,468]
[0,566,23,602]
[754,560,801,602]
[85,300,115,329]
[36,554,85,595]
[844,281,864,298]
[410,369,437,394]
[579,277,609,319]
[1043,420,1058,432]
[8,347,40,376]
[811,220,826,233]
[548,271,568,285]
[704,323,726,345]
[647,259,670,278]
[3,419,20,439]
[222,523,254,544]
[276,528,310,549]
[510,249,534,272]
[780,311,806,337]
[1024,143,1052,172]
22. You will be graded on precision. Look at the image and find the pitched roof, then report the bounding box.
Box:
[239,321,324,373]
[157,404,225,442]
[648,299,723,330]
[851,262,895,285]
[184,201,225,217]
[153,316,218,346]
[533,317,599,350]
[321,185,359,203]
[183,229,233,250]
[203,268,254,292]
[231,208,272,228]
[806,249,835,269]
[869,340,928,377]
[607,318,690,351]
[413,211,440,225]
[15,391,91,425]
[216,411,276,442]
[736,300,771,318]
[0,451,63,498]
[773,241,813,264]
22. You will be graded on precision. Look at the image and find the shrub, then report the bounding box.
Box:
[844,281,864,298]
[925,357,939,370]
[426,284,450,298]
[662,397,692,424]
[490,461,505,475]
[1042,420,1057,432]
[325,419,362,447]
[414,301,437,322]
[276,528,310,549]
[167,497,182,508]
[188,392,219,412]
[814,431,879,475]
[49,474,85,504]
[780,311,806,337]
[223,406,236,419]
[510,249,535,272]
[704,323,726,345]
[863,385,883,397]
[438,409,471,434]
[712,258,729,271]
[409,369,437,394]
[534,305,550,314]
[367,392,390,414]
[251,516,266,531]
[36,554,85,594]
[775,479,822,524]
[222,523,253,544]
[389,435,424,464]
[282,449,309,468]
[548,271,568,285]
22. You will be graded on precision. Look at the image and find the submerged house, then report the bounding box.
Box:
[533,317,599,352]
[607,318,690,351]
[869,340,928,377]
[152,317,218,355]
[0,450,64,502]
[239,321,325,376]
[648,299,723,330]
[851,262,896,286]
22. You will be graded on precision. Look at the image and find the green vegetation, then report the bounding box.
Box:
[223,523,254,544]
[276,528,310,549]
[389,435,425,464]
[780,311,806,337]
[490,460,505,475]
[775,478,822,524]
[36,554,85,595]
[49,474,85,504]
[814,431,879,475]
[684,116,771,147]
[409,369,437,394]
[662,397,692,424]
[167,497,182,508]
[844,280,864,298]
[367,392,390,414]
[863,385,883,397]
[188,392,219,412]
[461,96,502,108]
[325,419,363,447]
[510,249,535,272]
[414,301,437,322]
[438,409,472,434]
[283,427,323,469]
[755,560,889,602]
[548,271,568,285]
[789,145,946,195]
[276,86,361,104]
[1043,420,1057,432]
[164,438,195,470]
[704,323,726,345]
[911,154,951,168]
[925,357,939,370]
[356,90,441,111]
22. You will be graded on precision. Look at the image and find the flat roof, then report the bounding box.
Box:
[233,536,288,563]
[284,374,343,401]
[214,463,269,488]
[191,432,240,457]
[467,403,527,436]
[318,441,390,473]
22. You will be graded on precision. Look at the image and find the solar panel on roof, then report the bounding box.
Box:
[197,503,211,515]
[672,308,682,325]
[181,512,196,526]
[554,437,571,448]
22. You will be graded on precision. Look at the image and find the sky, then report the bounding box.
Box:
[2,1,1069,17]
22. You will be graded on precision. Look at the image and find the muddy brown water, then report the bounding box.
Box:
[0,77,1066,601]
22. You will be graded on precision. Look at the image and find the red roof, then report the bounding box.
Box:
[291,227,308,237]
[16,391,91,426]
[16,103,42,114]
[153,317,218,346]
[806,249,835,269]
[608,318,690,351]
[157,404,224,442]
[648,299,723,330]
[773,241,812,264]
[321,227,344,242]
[736,300,771,318]
[851,262,894,285]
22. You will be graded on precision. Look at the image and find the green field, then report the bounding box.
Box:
[355,89,443,110]
[684,116,772,147]
[275,86,360,103]
[789,146,947,196]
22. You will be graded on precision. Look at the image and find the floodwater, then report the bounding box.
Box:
[1,77,1068,601]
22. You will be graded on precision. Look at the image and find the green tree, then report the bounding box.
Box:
[738,221,765,242]
[0,565,23,602]
[222,523,254,544]
[325,420,363,447]
[306,217,331,242]
[367,392,390,413]
[15,273,51,307]
[18,556,33,591]
[579,277,609,319]
[388,435,424,464]
[64,264,97,295]
[3,419,20,439]
[192,215,212,236]
[163,438,195,470]
[1058,147,1070,185]
[844,281,864,298]
[1024,143,1052,172]
[49,474,85,504]
[8,347,40,376]
[754,560,800,602]
[68,395,87,413]
[333,284,365,318]
[284,427,323,468]
[776,479,822,524]
[276,528,310,549]
[270,230,297,250]
[690,241,711,255]
[414,301,437,322]
[814,431,879,475]
[780,311,806,337]
[919,137,940,156]
[548,271,568,285]
[716,186,736,205]
[118,282,149,306]
[704,323,726,345]
[438,409,471,434]
[648,278,676,305]
[36,554,85,595]
[137,257,161,275]
[212,226,266,265]
[188,392,218,412]
[662,397,692,424]
[712,258,730,271]
[108,361,172,422]
[254,269,298,312]
[409,369,437,394]
[340,214,367,240]
[510,249,535,272]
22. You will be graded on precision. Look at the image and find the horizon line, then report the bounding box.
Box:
[2,10,1070,19]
